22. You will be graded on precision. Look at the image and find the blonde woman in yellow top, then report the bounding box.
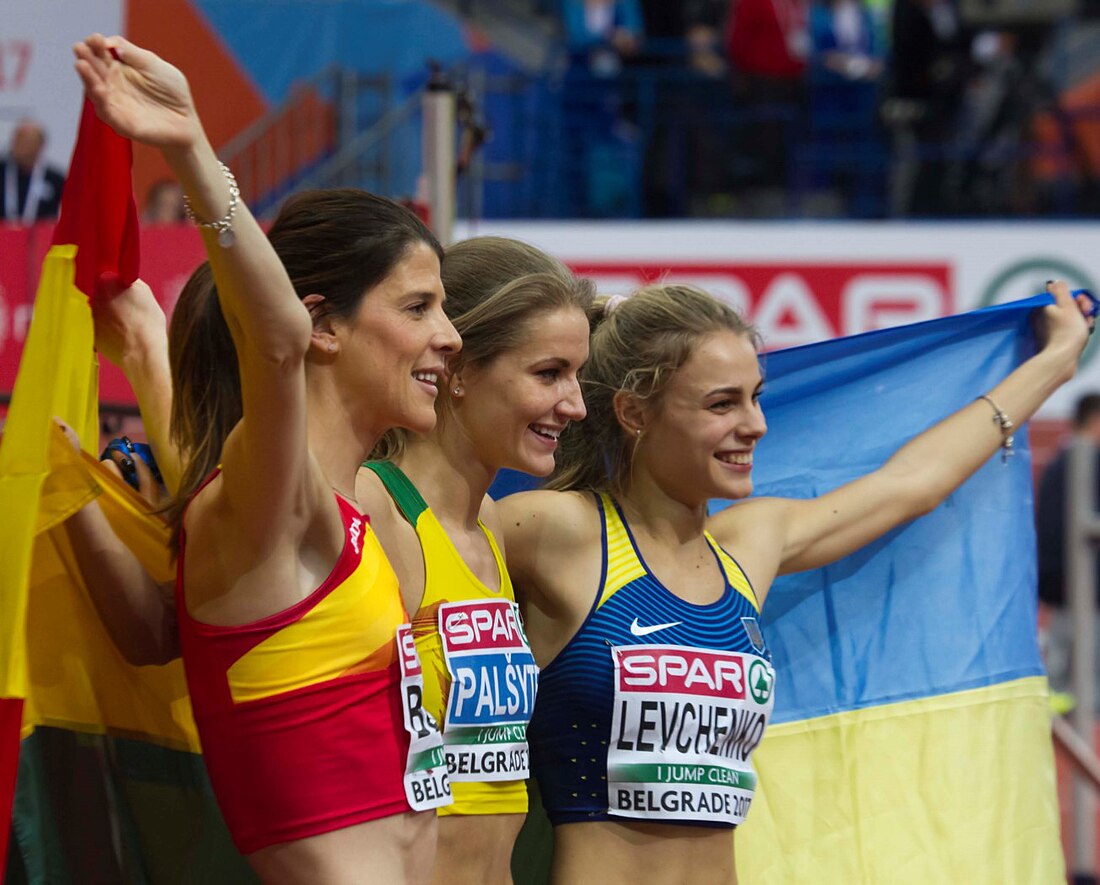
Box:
[358,237,592,883]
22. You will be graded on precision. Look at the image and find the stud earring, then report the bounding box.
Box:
[635,429,642,436]
[327,342,336,352]
[452,386,462,396]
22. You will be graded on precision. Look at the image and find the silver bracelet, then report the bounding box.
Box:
[183,162,239,248]
[977,394,1015,463]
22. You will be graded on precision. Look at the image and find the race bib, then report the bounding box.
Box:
[607,644,774,825]
[438,600,538,782]
[397,623,452,810]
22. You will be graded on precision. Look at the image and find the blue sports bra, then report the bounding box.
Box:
[528,493,775,828]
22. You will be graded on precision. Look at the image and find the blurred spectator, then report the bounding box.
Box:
[885,0,970,216]
[726,0,810,214]
[806,0,886,215]
[562,0,644,76]
[635,0,731,216]
[142,178,186,224]
[637,0,726,74]
[0,120,65,223]
[810,0,883,86]
[727,0,810,81]
[1036,393,1100,708]
[559,0,646,216]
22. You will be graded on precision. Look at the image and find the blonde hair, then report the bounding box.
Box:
[371,237,594,460]
[549,284,757,495]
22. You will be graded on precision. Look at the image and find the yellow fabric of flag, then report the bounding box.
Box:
[0,244,198,752]
[0,246,98,702]
[736,677,1063,883]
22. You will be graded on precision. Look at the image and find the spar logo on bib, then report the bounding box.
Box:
[608,644,774,826]
[439,600,538,782]
[618,647,748,699]
[442,600,529,653]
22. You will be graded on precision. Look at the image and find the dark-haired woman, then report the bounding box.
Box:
[501,281,1092,883]
[74,35,458,882]
[71,236,593,881]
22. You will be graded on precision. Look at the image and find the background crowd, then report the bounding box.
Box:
[551,0,1100,219]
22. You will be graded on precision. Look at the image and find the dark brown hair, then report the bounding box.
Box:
[166,188,442,545]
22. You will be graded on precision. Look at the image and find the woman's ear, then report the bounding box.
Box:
[448,364,466,399]
[303,293,338,355]
[612,389,646,438]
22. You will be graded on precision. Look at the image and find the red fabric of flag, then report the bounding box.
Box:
[0,698,23,872]
[51,98,140,304]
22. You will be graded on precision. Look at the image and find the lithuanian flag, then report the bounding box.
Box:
[0,102,252,881]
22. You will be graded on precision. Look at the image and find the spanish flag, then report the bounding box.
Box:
[732,296,1063,882]
[0,103,242,879]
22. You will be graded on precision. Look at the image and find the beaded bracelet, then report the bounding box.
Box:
[977,394,1014,463]
[183,162,239,248]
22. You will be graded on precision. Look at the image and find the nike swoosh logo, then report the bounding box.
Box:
[629,617,683,637]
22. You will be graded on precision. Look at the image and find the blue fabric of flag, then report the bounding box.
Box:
[710,295,1051,725]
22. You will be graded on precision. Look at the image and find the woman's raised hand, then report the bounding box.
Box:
[73,34,199,150]
[1035,280,1094,382]
[92,279,168,368]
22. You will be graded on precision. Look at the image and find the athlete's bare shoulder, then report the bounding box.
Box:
[499,489,599,587]
[355,464,427,611]
[499,489,598,549]
[355,465,394,519]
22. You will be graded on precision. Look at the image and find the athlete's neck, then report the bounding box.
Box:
[307,413,378,507]
[397,431,494,530]
[305,369,385,502]
[618,472,710,549]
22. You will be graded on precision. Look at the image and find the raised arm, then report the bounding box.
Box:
[710,282,1092,591]
[93,279,180,493]
[74,35,319,548]
[54,422,177,665]
[62,497,178,665]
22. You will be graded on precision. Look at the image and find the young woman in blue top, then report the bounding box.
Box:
[502,281,1092,884]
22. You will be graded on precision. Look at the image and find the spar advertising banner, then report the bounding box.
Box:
[3,221,1100,419]
[455,221,1100,420]
[0,0,124,173]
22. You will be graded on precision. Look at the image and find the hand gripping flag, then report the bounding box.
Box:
[730,296,1063,883]
[0,101,208,877]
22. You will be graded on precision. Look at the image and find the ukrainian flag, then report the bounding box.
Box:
[729,297,1063,882]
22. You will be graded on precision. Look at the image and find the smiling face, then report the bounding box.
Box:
[632,329,766,505]
[337,241,460,436]
[454,306,590,476]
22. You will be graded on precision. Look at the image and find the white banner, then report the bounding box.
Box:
[455,220,1100,418]
[0,0,125,172]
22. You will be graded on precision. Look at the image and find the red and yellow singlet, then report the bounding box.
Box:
[176,488,450,854]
